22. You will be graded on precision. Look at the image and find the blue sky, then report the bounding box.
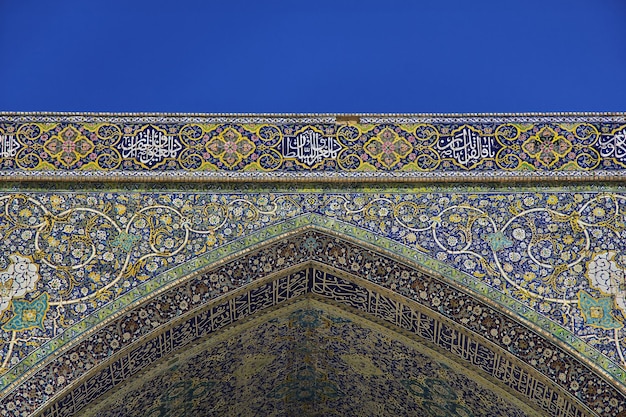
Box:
[1,0,625,113]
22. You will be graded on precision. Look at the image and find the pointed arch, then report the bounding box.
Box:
[5,225,620,416]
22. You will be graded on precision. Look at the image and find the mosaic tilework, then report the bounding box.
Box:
[36,263,589,417]
[2,186,626,401]
[6,232,624,416]
[1,112,626,416]
[1,113,626,180]
[79,299,539,417]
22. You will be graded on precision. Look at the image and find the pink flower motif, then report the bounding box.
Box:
[382,141,394,154]
[224,141,237,153]
[204,128,256,168]
[521,127,572,167]
[43,126,95,167]
[62,140,76,154]
[363,127,413,168]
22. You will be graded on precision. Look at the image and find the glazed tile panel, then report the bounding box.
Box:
[1,112,626,416]
[1,113,626,177]
[2,189,624,409]
[3,187,626,391]
[37,264,586,417]
[78,300,537,417]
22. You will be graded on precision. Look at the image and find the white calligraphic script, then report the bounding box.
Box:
[0,135,20,158]
[437,127,497,167]
[282,128,342,167]
[597,128,626,163]
[119,127,182,168]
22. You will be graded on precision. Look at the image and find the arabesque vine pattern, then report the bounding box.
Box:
[0,192,302,374]
[1,188,626,387]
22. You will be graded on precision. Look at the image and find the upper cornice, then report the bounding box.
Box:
[1,112,625,183]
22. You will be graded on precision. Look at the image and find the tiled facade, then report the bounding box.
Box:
[0,113,625,416]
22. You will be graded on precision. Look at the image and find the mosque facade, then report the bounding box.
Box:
[0,112,625,416]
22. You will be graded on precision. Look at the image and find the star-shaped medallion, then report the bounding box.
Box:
[2,292,49,332]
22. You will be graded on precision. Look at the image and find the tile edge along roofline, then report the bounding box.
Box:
[1,112,625,117]
[1,112,626,183]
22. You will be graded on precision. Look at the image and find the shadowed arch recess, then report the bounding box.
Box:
[79,296,542,417]
[20,230,620,416]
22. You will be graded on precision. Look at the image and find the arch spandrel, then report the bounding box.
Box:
[1,113,626,416]
[0,227,620,416]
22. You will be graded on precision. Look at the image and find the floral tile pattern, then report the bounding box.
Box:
[42,126,95,168]
[7,233,622,417]
[1,113,626,416]
[1,113,626,178]
[0,187,625,415]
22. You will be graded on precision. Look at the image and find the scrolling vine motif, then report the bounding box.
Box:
[0,192,302,373]
[1,190,626,385]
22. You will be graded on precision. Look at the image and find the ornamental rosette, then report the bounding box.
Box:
[44,126,95,167]
[584,251,626,317]
[363,127,412,169]
[2,293,49,332]
[521,126,572,168]
[205,127,255,168]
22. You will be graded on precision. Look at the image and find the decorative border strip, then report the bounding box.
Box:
[2,170,626,183]
[1,113,626,181]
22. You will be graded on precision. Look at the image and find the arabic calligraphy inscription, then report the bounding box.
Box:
[117,126,182,168]
[281,128,342,168]
[596,128,626,165]
[437,126,499,168]
[0,135,20,158]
